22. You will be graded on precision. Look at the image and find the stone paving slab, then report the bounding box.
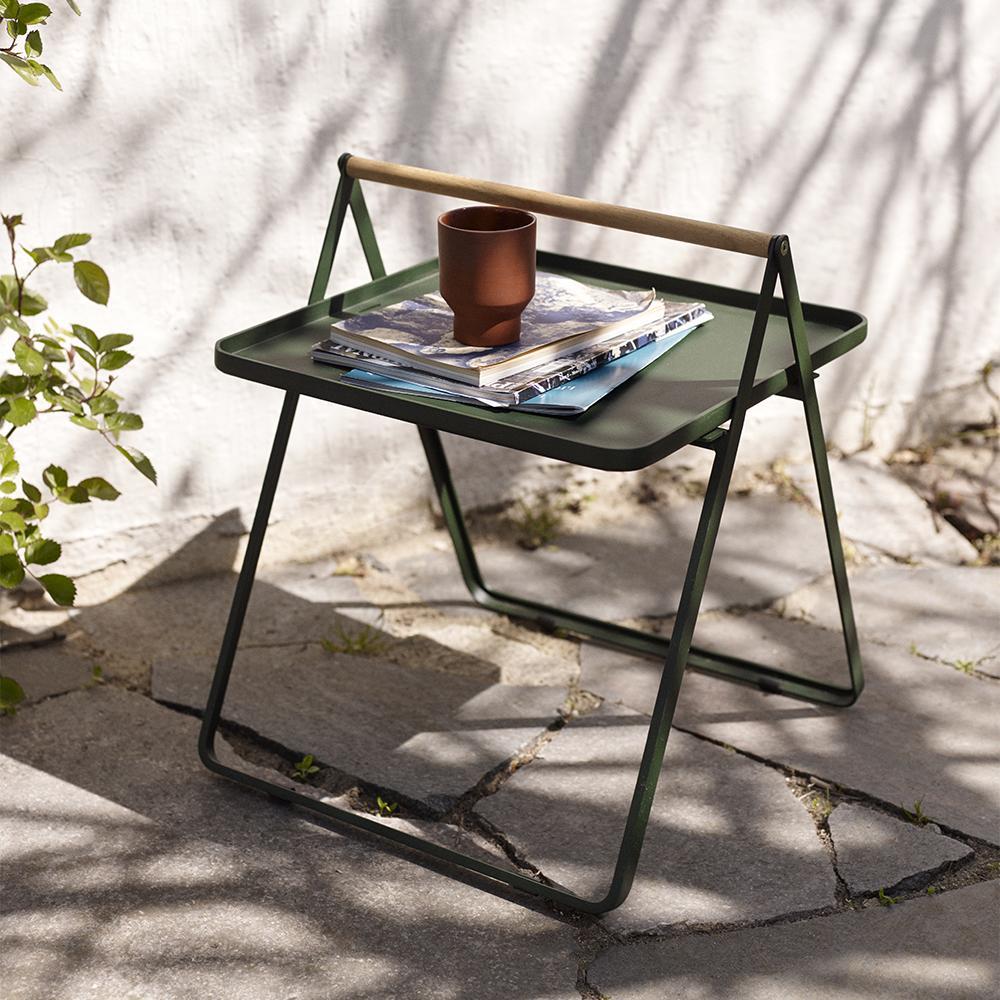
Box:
[478,704,836,933]
[589,879,1000,1000]
[0,689,578,1000]
[75,571,377,672]
[153,645,567,806]
[789,453,977,564]
[0,642,95,706]
[581,611,1000,843]
[393,494,833,622]
[776,564,1000,665]
[828,804,973,894]
[387,619,580,687]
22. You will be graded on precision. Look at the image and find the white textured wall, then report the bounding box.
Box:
[4,0,998,583]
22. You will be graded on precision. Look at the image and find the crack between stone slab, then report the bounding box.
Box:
[672,722,999,853]
[0,629,66,653]
[441,718,569,885]
[579,872,1000,993]
[765,598,1000,683]
[786,775,855,906]
[906,644,1000,682]
[152,696,445,821]
[150,694,570,886]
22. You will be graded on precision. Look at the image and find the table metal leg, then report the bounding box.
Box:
[419,420,863,708]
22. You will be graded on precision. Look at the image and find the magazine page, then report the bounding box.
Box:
[330,272,656,374]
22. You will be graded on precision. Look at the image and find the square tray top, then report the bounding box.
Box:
[215,251,866,472]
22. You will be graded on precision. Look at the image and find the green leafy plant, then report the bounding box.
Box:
[0,674,25,715]
[0,0,79,89]
[291,754,320,782]
[1,3,156,713]
[376,795,398,817]
[1,216,156,606]
[2,1,155,607]
[876,887,899,907]
[320,620,387,656]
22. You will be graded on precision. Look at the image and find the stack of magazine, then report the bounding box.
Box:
[311,272,713,416]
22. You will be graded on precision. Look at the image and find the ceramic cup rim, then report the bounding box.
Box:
[438,205,536,235]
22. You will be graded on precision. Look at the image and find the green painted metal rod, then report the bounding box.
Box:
[344,155,772,258]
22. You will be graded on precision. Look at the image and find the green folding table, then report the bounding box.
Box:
[200,154,865,914]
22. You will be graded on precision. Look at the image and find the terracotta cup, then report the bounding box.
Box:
[437,205,536,347]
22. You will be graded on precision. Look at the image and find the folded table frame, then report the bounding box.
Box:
[199,154,865,914]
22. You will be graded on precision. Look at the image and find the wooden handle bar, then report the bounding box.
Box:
[344,155,772,258]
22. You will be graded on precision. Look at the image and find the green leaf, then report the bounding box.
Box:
[5,397,37,427]
[98,332,132,352]
[33,501,48,520]
[53,233,91,253]
[19,286,47,315]
[38,572,75,606]
[26,537,60,565]
[0,675,26,712]
[0,511,26,532]
[105,410,142,431]
[13,338,46,375]
[0,51,40,85]
[69,414,98,430]
[115,445,157,484]
[24,28,41,57]
[79,476,120,501]
[0,372,29,394]
[65,0,81,14]
[25,59,57,89]
[73,260,109,304]
[56,484,89,504]
[52,394,83,415]
[71,323,100,351]
[0,481,15,494]
[21,481,41,502]
[0,274,16,305]
[0,312,31,335]
[18,4,52,24]
[75,346,97,369]
[1,459,19,479]
[100,349,133,371]
[0,532,13,555]
[0,552,24,589]
[42,464,67,489]
[89,393,118,415]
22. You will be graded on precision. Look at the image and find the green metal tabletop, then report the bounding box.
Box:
[215,250,866,471]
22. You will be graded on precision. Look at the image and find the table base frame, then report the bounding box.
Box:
[198,164,863,914]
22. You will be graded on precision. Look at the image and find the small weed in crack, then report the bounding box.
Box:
[899,797,931,826]
[511,498,563,550]
[321,619,387,656]
[291,754,321,783]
